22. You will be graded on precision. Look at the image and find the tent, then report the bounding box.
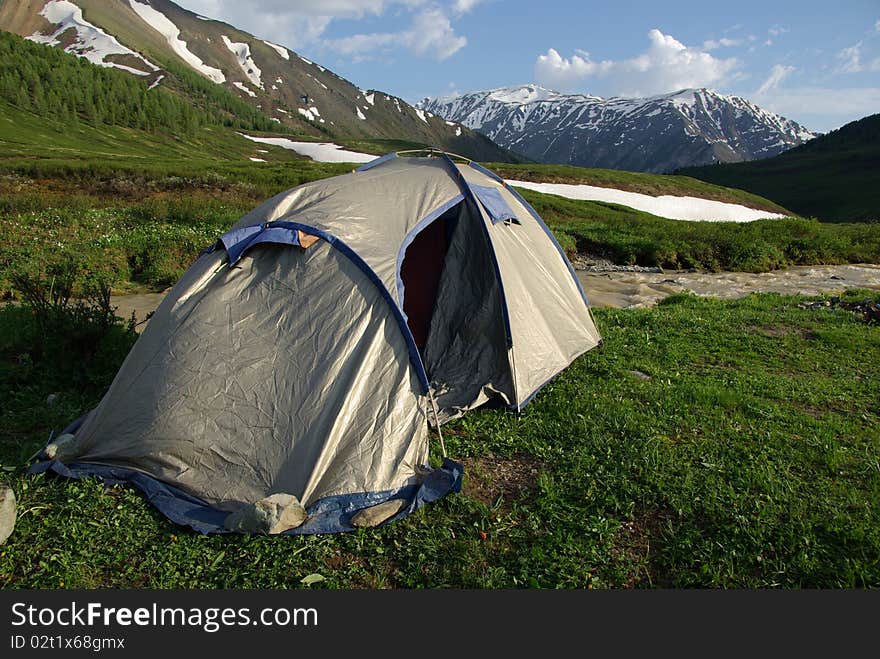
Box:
[33,151,601,534]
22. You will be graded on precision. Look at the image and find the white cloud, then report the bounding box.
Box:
[836,42,880,73]
[768,26,789,37]
[176,0,466,61]
[703,37,743,51]
[453,0,483,14]
[756,64,795,95]
[327,7,466,61]
[753,85,880,131]
[534,29,740,96]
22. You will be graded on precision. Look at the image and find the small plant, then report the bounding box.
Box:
[10,258,135,379]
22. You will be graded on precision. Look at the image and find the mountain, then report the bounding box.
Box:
[678,113,880,222]
[419,84,817,173]
[0,0,516,161]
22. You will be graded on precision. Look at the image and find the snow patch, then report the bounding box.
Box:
[455,126,462,137]
[364,92,375,106]
[147,74,164,90]
[30,1,158,75]
[128,0,225,83]
[249,157,266,162]
[415,108,429,124]
[262,40,289,60]
[239,134,374,163]
[356,107,366,121]
[222,35,262,89]
[232,81,256,97]
[506,181,788,223]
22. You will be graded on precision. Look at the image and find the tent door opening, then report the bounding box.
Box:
[400,205,457,350]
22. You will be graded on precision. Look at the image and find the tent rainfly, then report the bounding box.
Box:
[32,152,602,534]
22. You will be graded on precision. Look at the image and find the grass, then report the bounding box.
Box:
[0,290,878,588]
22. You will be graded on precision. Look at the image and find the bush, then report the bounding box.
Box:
[10,259,137,385]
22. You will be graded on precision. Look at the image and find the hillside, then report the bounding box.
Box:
[419,85,816,173]
[0,0,517,161]
[679,113,880,222]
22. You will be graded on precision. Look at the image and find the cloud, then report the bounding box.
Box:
[757,64,795,95]
[837,43,863,72]
[875,19,879,32]
[703,37,743,51]
[176,0,466,61]
[452,0,483,14]
[534,29,740,96]
[754,85,880,131]
[768,26,789,37]
[327,8,467,61]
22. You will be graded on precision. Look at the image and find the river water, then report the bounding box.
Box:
[110,264,880,331]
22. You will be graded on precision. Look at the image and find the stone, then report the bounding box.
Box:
[351,498,409,528]
[0,485,16,545]
[43,433,82,462]
[224,493,307,534]
[628,369,652,381]
[256,493,307,534]
[46,393,60,407]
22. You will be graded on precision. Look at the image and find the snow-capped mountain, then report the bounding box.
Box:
[419,85,818,172]
[0,0,514,161]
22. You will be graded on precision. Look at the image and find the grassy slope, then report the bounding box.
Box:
[525,190,880,272]
[1,291,878,588]
[678,114,880,223]
[489,162,791,214]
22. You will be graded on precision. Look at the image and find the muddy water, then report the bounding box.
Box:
[110,264,880,331]
[579,264,880,309]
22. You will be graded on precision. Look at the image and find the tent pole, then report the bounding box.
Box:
[427,390,447,458]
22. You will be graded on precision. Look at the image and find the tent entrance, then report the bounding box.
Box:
[400,205,456,350]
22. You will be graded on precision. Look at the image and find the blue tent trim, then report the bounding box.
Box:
[29,458,463,535]
[469,184,520,225]
[220,224,302,265]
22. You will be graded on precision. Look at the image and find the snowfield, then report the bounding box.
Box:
[235,137,787,222]
[128,0,225,83]
[506,180,788,222]
[30,1,158,75]
[222,35,263,89]
[239,135,375,163]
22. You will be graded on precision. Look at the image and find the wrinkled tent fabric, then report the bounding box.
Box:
[32,155,602,534]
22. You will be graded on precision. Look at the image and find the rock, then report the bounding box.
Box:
[628,369,652,381]
[43,433,82,462]
[0,485,16,545]
[45,393,60,407]
[224,493,307,534]
[351,498,409,528]
[257,493,307,534]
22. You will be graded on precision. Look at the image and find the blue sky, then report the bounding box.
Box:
[178,0,880,132]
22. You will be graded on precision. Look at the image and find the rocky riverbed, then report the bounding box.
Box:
[109,263,880,331]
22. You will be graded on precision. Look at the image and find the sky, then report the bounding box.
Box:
[175,0,880,133]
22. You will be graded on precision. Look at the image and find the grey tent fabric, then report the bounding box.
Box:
[36,153,602,534]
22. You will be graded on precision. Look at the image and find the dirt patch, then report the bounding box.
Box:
[462,452,544,511]
[608,509,671,588]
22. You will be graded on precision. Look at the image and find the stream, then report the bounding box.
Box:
[110,263,880,331]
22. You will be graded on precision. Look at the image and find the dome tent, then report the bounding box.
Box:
[32,151,602,534]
